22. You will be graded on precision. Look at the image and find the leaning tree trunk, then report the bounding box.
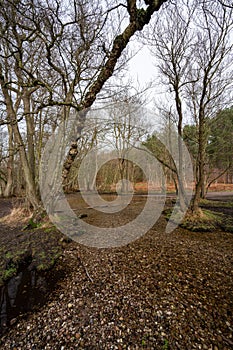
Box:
[62,0,167,180]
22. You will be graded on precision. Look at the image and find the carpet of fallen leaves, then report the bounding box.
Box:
[0,194,233,349]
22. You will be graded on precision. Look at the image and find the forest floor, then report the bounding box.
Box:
[0,192,232,349]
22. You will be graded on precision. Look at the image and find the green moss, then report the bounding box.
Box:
[136,8,146,26]
[164,206,232,232]
[180,209,222,232]
[163,339,170,350]
[163,208,184,223]
[23,218,42,230]
[34,247,61,272]
[141,339,146,346]
[5,251,14,259]
[218,218,233,232]
[37,263,47,271]
[200,199,233,208]
[0,228,64,288]
[3,266,17,281]
[44,226,56,233]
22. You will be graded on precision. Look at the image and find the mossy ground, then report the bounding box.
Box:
[0,199,69,286]
[164,199,233,232]
[0,223,66,287]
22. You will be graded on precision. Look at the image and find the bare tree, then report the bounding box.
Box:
[217,0,233,9]
[105,96,149,192]
[146,0,233,213]
[0,0,167,208]
[186,1,233,212]
[146,0,196,211]
[61,0,168,179]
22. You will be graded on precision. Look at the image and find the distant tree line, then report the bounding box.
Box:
[0,0,232,217]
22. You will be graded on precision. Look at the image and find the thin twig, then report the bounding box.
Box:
[78,256,94,283]
[82,264,94,283]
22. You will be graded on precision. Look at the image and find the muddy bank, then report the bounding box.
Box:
[0,223,69,335]
[0,198,70,335]
[0,264,66,334]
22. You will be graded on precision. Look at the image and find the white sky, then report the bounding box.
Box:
[128,45,156,87]
[127,43,166,131]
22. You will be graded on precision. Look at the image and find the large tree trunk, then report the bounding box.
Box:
[0,70,40,209]
[192,109,206,213]
[23,91,36,182]
[13,123,40,209]
[175,89,188,212]
[4,124,14,197]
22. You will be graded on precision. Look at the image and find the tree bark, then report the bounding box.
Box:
[3,124,14,197]
[192,108,206,213]
[0,67,40,209]
[23,91,36,182]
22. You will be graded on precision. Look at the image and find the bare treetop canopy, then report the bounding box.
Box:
[0,0,167,207]
[0,0,232,211]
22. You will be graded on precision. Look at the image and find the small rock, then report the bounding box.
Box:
[68,303,73,308]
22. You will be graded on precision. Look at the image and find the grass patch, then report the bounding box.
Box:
[164,207,231,232]
[182,209,222,232]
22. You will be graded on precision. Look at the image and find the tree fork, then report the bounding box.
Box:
[62,0,167,181]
